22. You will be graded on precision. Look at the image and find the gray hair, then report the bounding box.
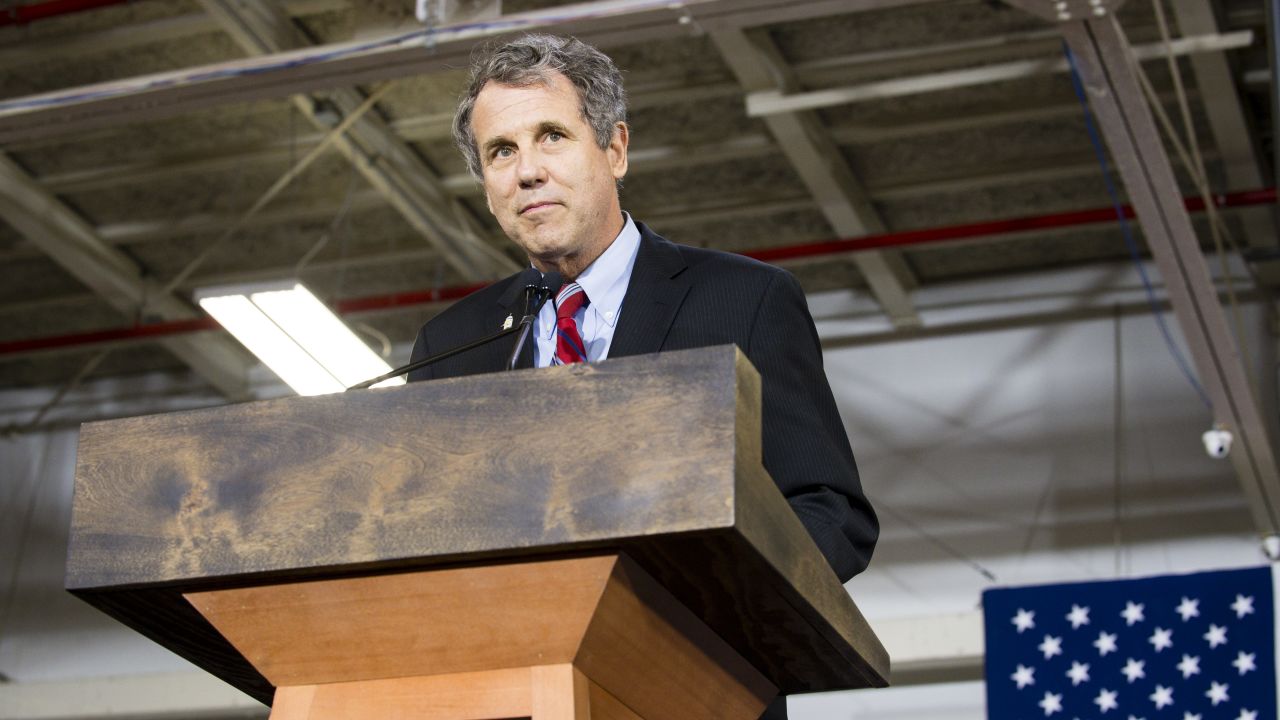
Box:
[453,34,627,179]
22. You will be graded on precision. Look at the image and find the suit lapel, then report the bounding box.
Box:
[609,225,690,359]
[494,273,536,370]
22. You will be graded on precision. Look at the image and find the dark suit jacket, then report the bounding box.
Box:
[409,222,878,581]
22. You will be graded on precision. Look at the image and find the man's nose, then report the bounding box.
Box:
[516,149,547,188]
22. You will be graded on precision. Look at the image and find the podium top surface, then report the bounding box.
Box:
[68,346,887,700]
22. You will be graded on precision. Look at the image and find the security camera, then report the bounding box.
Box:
[1202,426,1233,459]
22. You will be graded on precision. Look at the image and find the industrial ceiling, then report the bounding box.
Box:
[0,0,1272,399]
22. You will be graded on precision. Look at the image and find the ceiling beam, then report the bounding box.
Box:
[0,143,1226,266]
[196,0,516,282]
[1060,16,1280,538]
[0,0,344,70]
[1170,0,1277,249]
[0,153,252,399]
[3,188,1272,355]
[0,0,937,145]
[35,132,778,196]
[829,89,1198,144]
[31,87,1201,198]
[711,27,921,328]
[745,31,1254,116]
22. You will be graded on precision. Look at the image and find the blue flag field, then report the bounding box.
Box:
[983,566,1275,720]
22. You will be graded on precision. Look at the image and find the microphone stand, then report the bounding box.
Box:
[347,274,561,391]
[346,323,526,390]
[505,314,537,371]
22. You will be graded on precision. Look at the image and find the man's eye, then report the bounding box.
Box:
[493,147,513,158]
[546,131,563,142]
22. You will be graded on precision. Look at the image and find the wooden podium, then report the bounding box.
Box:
[66,346,888,719]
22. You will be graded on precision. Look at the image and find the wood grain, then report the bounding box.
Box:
[271,668,532,720]
[267,667,646,720]
[190,554,771,719]
[530,664,590,720]
[575,554,775,720]
[67,346,888,703]
[268,686,317,720]
[586,680,644,720]
[186,556,615,686]
[69,348,741,589]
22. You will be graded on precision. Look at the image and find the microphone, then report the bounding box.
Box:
[506,271,562,370]
[346,269,561,390]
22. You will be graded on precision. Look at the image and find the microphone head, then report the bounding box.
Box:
[518,266,542,289]
[540,271,564,297]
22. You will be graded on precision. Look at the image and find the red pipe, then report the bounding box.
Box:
[1,187,1274,357]
[0,0,131,27]
[745,187,1277,263]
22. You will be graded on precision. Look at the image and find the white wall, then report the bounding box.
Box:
[0,261,1270,719]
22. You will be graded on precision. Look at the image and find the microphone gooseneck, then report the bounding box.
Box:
[347,268,549,390]
[506,270,565,371]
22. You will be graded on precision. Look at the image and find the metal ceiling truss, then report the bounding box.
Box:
[0,153,253,399]
[197,0,515,282]
[1058,15,1280,538]
[744,30,1253,116]
[6,194,1274,365]
[711,27,921,328]
[1169,0,1277,250]
[0,0,938,145]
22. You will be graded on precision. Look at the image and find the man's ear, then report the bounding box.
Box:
[609,122,629,180]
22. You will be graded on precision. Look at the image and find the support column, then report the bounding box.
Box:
[1059,16,1280,537]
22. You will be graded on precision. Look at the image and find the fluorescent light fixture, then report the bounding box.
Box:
[196,281,404,396]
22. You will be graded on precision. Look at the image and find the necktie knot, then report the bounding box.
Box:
[552,283,589,365]
[556,283,588,320]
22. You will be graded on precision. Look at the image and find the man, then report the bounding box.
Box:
[409,34,877,717]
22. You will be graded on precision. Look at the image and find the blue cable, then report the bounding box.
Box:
[1062,41,1213,409]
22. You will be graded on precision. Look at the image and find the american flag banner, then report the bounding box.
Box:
[983,566,1275,720]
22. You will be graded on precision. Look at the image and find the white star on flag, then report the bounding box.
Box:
[1095,631,1119,656]
[1012,664,1036,689]
[982,567,1273,720]
[1122,601,1146,626]
[1176,654,1200,679]
[1204,624,1228,649]
[1176,597,1200,621]
[1013,608,1037,633]
[1148,627,1173,652]
[1095,688,1119,713]
[1149,685,1174,709]
[1231,594,1255,619]
[1040,635,1063,659]
[1066,661,1090,686]
[1067,604,1091,629]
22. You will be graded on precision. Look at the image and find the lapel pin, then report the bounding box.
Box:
[502,314,514,330]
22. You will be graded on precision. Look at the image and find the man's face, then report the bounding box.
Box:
[471,71,629,278]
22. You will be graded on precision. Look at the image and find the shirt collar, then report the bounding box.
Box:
[574,212,640,329]
[538,212,641,338]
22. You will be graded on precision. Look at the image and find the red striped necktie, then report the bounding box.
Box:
[552,282,589,365]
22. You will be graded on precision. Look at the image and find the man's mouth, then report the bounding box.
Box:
[520,201,559,215]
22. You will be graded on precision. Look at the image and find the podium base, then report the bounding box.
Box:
[187,553,776,720]
[270,664,639,720]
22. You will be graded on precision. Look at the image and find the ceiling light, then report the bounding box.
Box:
[195,281,404,396]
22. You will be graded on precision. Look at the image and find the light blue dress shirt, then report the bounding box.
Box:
[533,212,641,367]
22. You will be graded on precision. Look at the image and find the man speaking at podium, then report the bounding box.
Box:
[408,34,877,714]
